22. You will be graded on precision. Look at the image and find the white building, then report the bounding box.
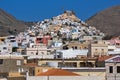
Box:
[56,48,88,59]
[108,45,120,55]
[26,44,53,59]
[0,42,12,55]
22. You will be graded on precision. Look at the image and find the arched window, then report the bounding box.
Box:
[101,49,104,55]
[75,46,77,49]
[36,52,38,55]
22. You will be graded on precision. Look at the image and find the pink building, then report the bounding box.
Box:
[36,35,51,45]
[107,36,120,47]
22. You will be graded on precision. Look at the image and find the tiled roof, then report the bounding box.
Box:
[25,63,37,67]
[98,56,114,61]
[37,68,80,76]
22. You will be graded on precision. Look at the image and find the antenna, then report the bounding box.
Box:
[61,7,65,12]
[61,7,64,11]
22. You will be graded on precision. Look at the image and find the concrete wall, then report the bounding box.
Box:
[27,76,105,80]
[0,59,25,73]
[26,48,47,55]
[8,77,26,80]
[27,76,47,80]
[74,72,105,76]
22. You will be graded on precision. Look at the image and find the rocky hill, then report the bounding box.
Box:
[0,9,27,36]
[32,10,104,40]
[1,5,119,38]
[86,5,120,38]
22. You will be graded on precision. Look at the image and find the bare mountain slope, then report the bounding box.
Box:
[86,5,120,37]
[0,9,27,36]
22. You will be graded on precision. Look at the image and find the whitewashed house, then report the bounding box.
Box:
[0,42,12,55]
[56,48,88,59]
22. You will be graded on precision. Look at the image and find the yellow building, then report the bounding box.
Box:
[25,63,53,76]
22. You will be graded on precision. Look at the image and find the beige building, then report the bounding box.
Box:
[68,41,89,49]
[38,58,96,68]
[26,44,48,56]
[25,64,52,76]
[105,55,120,80]
[90,40,108,57]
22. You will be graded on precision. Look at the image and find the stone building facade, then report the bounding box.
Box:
[105,55,120,80]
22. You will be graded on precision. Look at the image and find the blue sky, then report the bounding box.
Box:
[0,0,120,22]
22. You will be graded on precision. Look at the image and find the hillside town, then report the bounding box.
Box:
[0,11,120,80]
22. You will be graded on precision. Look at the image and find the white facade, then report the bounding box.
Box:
[0,42,12,55]
[108,45,120,55]
[27,76,104,80]
[28,55,54,59]
[26,44,53,59]
[57,49,88,58]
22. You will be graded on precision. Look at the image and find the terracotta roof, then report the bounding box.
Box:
[98,56,114,61]
[25,63,37,67]
[37,68,79,76]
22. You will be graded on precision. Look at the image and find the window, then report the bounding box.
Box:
[117,66,120,73]
[38,70,40,72]
[84,47,87,49]
[36,52,38,55]
[101,49,104,55]
[109,66,113,73]
[0,59,3,64]
[72,46,74,49]
[108,49,114,51]
[95,49,98,51]
[73,62,77,67]
[75,46,77,49]
[32,70,35,76]
[94,49,98,55]
[16,60,21,66]
[101,49,104,51]
[41,52,44,55]
[31,52,34,55]
[116,43,120,45]
[3,47,7,50]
